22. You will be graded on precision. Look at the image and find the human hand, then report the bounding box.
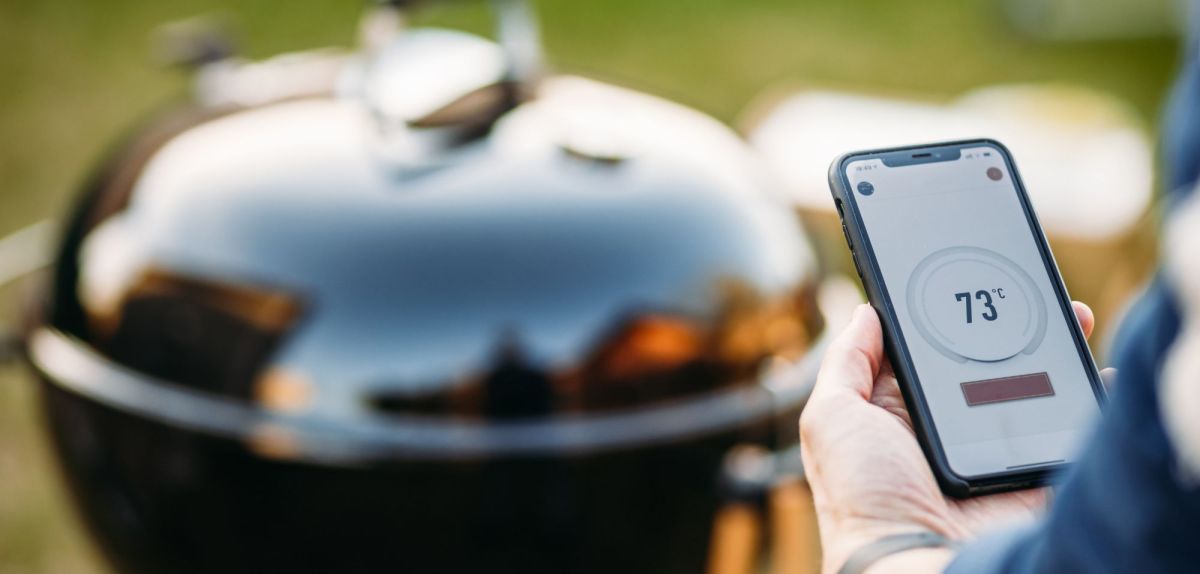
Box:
[799,302,1095,573]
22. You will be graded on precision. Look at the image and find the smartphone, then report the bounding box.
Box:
[827,139,1106,497]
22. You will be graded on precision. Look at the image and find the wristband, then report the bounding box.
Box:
[837,531,958,574]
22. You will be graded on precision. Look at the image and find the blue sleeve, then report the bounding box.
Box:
[947,278,1200,573]
[1163,4,1200,196]
[942,525,1037,572]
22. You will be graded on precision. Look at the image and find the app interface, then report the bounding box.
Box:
[847,145,1101,477]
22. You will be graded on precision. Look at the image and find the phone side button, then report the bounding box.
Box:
[851,251,863,277]
[841,223,853,249]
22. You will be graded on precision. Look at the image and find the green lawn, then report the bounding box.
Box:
[0,1,1179,572]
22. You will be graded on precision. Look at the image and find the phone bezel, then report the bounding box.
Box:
[827,138,1107,497]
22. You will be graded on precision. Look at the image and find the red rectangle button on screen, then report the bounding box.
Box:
[960,372,1054,407]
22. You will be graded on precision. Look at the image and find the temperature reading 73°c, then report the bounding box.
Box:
[954,288,1006,324]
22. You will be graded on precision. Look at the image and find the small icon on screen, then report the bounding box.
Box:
[986,167,1003,181]
[857,181,875,196]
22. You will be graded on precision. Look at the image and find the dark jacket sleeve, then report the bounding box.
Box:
[947,278,1200,573]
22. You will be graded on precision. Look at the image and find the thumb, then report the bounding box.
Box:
[812,304,885,402]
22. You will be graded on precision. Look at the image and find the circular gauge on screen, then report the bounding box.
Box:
[905,246,1047,363]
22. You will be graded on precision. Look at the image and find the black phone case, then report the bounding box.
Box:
[826,138,1106,498]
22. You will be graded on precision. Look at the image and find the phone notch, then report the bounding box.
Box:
[880,147,963,167]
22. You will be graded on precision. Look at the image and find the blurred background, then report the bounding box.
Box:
[0,0,1183,572]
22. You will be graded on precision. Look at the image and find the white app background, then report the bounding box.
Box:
[848,146,1101,477]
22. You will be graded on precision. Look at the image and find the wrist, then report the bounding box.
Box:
[830,530,959,574]
[825,524,930,572]
[863,546,955,574]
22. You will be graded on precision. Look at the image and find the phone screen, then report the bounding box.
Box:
[844,144,1102,478]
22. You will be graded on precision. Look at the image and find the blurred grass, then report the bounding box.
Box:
[0,366,104,574]
[0,0,1179,572]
